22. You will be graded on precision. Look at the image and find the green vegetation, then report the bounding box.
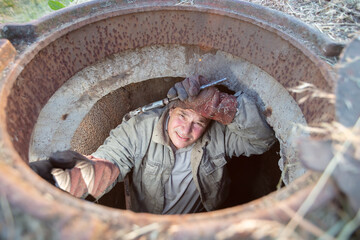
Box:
[0,0,89,23]
[48,0,73,10]
[0,0,51,23]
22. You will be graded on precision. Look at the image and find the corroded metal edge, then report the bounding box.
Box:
[0,0,343,57]
[0,39,16,73]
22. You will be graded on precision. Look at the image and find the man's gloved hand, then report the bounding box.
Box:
[168,75,238,125]
[29,160,56,185]
[167,75,210,101]
[29,150,92,185]
[30,151,118,199]
[49,150,93,169]
[186,87,238,125]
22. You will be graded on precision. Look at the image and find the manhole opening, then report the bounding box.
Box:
[27,44,310,213]
[69,77,282,210]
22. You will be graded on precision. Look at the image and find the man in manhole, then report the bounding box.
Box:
[30,75,275,214]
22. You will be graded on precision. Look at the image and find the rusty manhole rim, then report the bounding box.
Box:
[0,0,340,238]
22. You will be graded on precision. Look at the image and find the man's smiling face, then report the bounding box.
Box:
[168,107,210,149]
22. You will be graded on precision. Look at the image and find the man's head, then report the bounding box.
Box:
[165,75,238,149]
[168,107,210,149]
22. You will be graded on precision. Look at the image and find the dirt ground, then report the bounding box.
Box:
[1,0,360,43]
[251,0,360,43]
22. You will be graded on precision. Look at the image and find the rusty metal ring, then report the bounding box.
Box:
[0,0,343,238]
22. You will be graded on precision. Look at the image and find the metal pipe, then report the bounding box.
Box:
[122,77,227,121]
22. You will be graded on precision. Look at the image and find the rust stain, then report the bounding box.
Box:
[0,39,16,72]
[61,114,69,120]
[263,107,273,117]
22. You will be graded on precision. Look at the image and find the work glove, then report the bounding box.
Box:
[167,75,210,101]
[30,150,119,199]
[185,87,238,125]
[168,75,238,125]
[29,150,92,185]
[29,160,56,185]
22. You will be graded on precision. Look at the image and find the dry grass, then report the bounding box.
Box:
[279,127,360,239]
[288,82,336,104]
[301,121,360,158]
[249,0,360,43]
[1,0,359,43]
[280,2,360,237]
[286,48,360,239]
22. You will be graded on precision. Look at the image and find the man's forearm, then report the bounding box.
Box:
[233,92,274,136]
[225,91,276,156]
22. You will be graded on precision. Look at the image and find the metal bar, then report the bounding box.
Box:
[123,77,228,121]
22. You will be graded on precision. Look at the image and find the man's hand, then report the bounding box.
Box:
[167,75,209,101]
[30,151,119,199]
[49,150,93,169]
[186,87,238,125]
[29,160,56,185]
[29,150,92,185]
[168,75,238,125]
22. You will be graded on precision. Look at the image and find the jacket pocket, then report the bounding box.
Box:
[144,160,161,175]
[203,156,227,175]
[199,155,227,194]
[141,160,162,198]
[199,156,230,208]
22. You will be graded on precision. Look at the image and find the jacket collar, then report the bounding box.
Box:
[152,108,171,147]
